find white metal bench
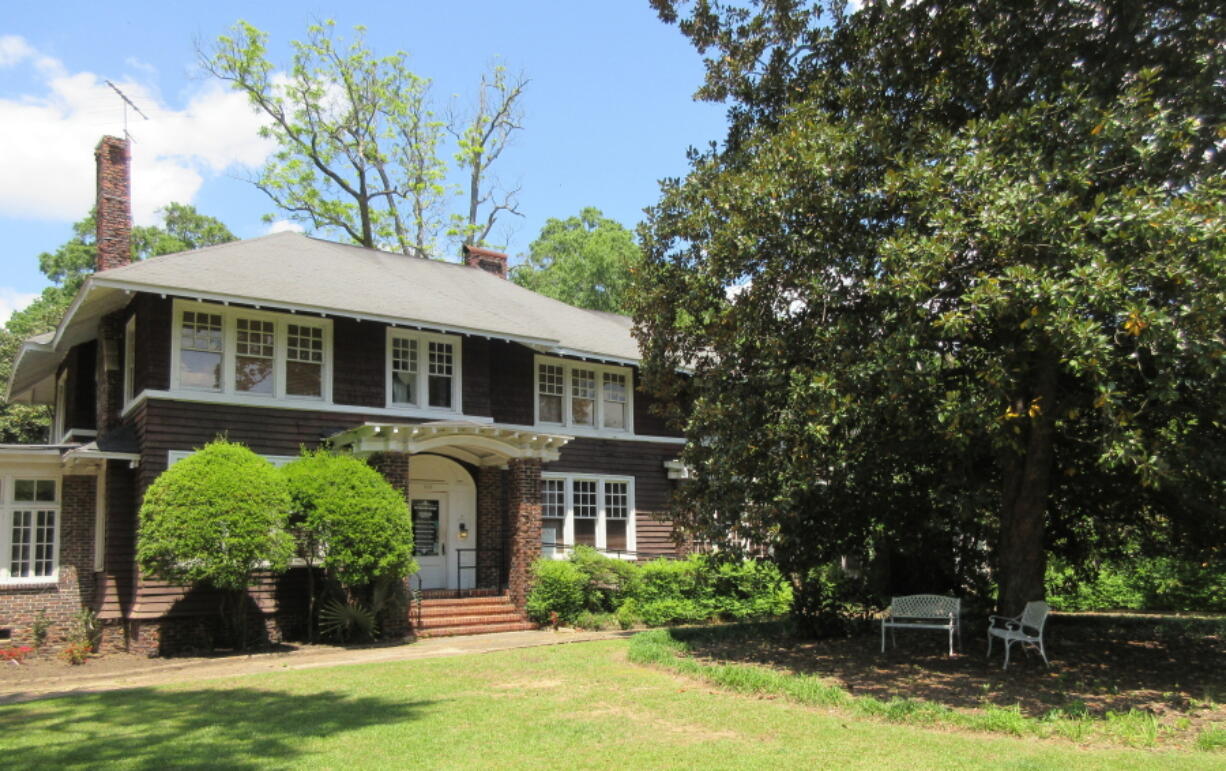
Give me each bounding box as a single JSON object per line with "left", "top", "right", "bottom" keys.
{"left": 880, "top": 594, "right": 962, "bottom": 656}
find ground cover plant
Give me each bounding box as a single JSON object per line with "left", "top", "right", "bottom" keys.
{"left": 525, "top": 547, "right": 791, "bottom": 628}
{"left": 1, "top": 640, "right": 1217, "bottom": 769}
{"left": 627, "top": 618, "right": 1225, "bottom": 752}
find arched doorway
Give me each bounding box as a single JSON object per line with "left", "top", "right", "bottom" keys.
{"left": 408, "top": 454, "right": 476, "bottom": 590}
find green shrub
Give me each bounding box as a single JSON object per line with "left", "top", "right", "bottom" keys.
{"left": 525, "top": 559, "right": 585, "bottom": 624}
{"left": 138, "top": 440, "right": 293, "bottom": 591}
{"left": 708, "top": 558, "right": 792, "bottom": 620}
{"left": 1047, "top": 556, "right": 1226, "bottom": 613}
{"left": 638, "top": 597, "right": 710, "bottom": 626}
{"left": 574, "top": 611, "right": 618, "bottom": 630}
{"left": 282, "top": 450, "right": 417, "bottom": 586}
{"left": 615, "top": 598, "right": 641, "bottom": 630}
{"left": 569, "top": 546, "right": 639, "bottom": 612}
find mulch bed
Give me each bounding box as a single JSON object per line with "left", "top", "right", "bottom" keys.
{"left": 683, "top": 614, "right": 1225, "bottom": 733}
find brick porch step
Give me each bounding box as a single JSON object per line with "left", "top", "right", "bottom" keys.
{"left": 411, "top": 592, "right": 536, "bottom": 638}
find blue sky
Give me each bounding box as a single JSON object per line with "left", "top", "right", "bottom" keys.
{"left": 0, "top": 1, "right": 727, "bottom": 321}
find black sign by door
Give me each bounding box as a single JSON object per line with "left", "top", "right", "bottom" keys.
{"left": 412, "top": 499, "right": 441, "bottom": 556}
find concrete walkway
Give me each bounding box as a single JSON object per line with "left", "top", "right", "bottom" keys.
{"left": 0, "top": 628, "right": 634, "bottom": 705}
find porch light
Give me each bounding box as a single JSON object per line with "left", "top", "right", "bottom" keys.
{"left": 458, "top": 522, "right": 470, "bottom": 539}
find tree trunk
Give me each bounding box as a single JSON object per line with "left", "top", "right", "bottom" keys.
{"left": 996, "top": 356, "right": 1058, "bottom": 617}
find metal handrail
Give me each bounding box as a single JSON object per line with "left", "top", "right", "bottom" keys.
{"left": 455, "top": 546, "right": 507, "bottom": 595}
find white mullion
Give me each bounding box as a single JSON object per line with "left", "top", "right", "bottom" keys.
{"left": 562, "top": 478, "right": 574, "bottom": 546}
{"left": 222, "top": 313, "right": 236, "bottom": 396}
{"left": 274, "top": 319, "right": 287, "bottom": 399}
{"left": 595, "top": 479, "right": 607, "bottom": 551}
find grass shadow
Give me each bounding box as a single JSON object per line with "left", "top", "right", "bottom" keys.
{"left": 0, "top": 686, "right": 433, "bottom": 769}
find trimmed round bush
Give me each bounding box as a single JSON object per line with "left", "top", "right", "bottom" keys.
{"left": 526, "top": 559, "right": 585, "bottom": 624}
{"left": 281, "top": 450, "right": 416, "bottom": 585}
{"left": 137, "top": 440, "right": 293, "bottom": 591}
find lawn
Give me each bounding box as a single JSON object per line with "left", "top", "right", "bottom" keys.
{"left": 0, "top": 639, "right": 1216, "bottom": 769}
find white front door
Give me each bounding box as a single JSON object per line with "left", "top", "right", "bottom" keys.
{"left": 411, "top": 493, "right": 448, "bottom": 589}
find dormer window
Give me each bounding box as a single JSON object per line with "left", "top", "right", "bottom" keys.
{"left": 386, "top": 330, "right": 461, "bottom": 412}
{"left": 535, "top": 356, "right": 633, "bottom": 433}
{"left": 171, "top": 300, "right": 332, "bottom": 401}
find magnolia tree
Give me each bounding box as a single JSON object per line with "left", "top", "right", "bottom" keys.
{"left": 282, "top": 450, "right": 415, "bottom": 639}
{"left": 637, "top": 0, "right": 1226, "bottom": 623}
{"left": 137, "top": 440, "right": 293, "bottom": 647}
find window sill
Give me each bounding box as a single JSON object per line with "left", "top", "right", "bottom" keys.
{"left": 0, "top": 578, "right": 59, "bottom": 589}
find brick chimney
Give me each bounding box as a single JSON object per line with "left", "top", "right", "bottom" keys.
{"left": 463, "top": 245, "right": 508, "bottom": 279}
{"left": 95, "top": 135, "right": 131, "bottom": 273}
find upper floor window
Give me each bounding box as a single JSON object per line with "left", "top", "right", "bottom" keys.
{"left": 386, "top": 330, "right": 461, "bottom": 412}
{"left": 1, "top": 476, "right": 59, "bottom": 583}
{"left": 171, "top": 301, "right": 332, "bottom": 402}
{"left": 535, "top": 357, "right": 633, "bottom": 433}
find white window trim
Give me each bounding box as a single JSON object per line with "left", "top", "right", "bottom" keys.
{"left": 540, "top": 473, "right": 636, "bottom": 560}
{"left": 0, "top": 471, "right": 61, "bottom": 585}
{"left": 168, "top": 299, "right": 334, "bottom": 405}
{"left": 534, "top": 355, "right": 634, "bottom": 436}
{"left": 53, "top": 369, "right": 68, "bottom": 445}
{"left": 385, "top": 328, "right": 464, "bottom": 415}
{"left": 167, "top": 450, "right": 298, "bottom": 468}
{"left": 122, "top": 314, "right": 136, "bottom": 408}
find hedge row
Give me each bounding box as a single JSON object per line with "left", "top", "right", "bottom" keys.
{"left": 525, "top": 547, "right": 792, "bottom": 628}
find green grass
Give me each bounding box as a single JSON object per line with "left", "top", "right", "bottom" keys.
{"left": 0, "top": 639, "right": 1215, "bottom": 769}
{"left": 627, "top": 628, "right": 1221, "bottom": 753}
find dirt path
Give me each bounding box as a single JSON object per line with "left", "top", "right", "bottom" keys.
{"left": 0, "top": 629, "right": 633, "bottom": 705}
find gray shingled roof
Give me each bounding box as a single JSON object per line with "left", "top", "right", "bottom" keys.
{"left": 91, "top": 232, "right": 640, "bottom": 362}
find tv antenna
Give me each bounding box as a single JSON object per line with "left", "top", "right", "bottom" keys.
{"left": 104, "top": 80, "right": 150, "bottom": 142}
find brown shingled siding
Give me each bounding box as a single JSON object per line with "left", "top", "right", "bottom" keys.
{"left": 332, "top": 316, "right": 385, "bottom": 407}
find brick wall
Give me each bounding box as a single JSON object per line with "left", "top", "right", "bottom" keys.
{"left": 0, "top": 474, "right": 96, "bottom": 650}
{"left": 506, "top": 458, "right": 542, "bottom": 608}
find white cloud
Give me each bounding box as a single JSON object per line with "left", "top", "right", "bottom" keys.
{"left": 0, "top": 35, "right": 35, "bottom": 67}
{"left": 0, "top": 36, "right": 273, "bottom": 225}
{"left": 266, "top": 219, "right": 305, "bottom": 234}
{"left": 0, "top": 287, "right": 40, "bottom": 326}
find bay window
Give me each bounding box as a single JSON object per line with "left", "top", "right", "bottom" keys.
{"left": 171, "top": 301, "right": 332, "bottom": 401}
{"left": 535, "top": 357, "right": 633, "bottom": 433}
{"left": 539, "top": 474, "right": 635, "bottom": 557}
{"left": 1, "top": 476, "right": 59, "bottom": 583}
{"left": 386, "top": 330, "right": 461, "bottom": 412}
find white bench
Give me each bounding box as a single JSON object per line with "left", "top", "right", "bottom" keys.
{"left": 880, "top": 594, "right": 962, "bottom": 656}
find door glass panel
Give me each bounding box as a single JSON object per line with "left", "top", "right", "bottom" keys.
{"left": 412, "top": 499, "right": 441, "bottom": 556}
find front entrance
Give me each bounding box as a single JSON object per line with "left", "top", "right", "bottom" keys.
{"left": 411, "top": 494, "right": 448, "bottom": 589}
{"left": 408, "top": 455, "right": 477, "bottom": 591}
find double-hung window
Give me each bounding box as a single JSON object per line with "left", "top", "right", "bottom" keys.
{"left": 1, "top": 476, "right": 59, "bottom": 583}
{"left": 539, "top": 474, "right": 634, "bottom": 557}
{"left": 172, "top": 301, "right": 331, "bottom": 401}
{"left": 535, "top": 357, "right": 633, "bottom": 433}
{"left": 387, "top": 330, "right": 461, "bottom": 412}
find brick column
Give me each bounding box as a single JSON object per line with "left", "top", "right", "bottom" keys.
{"left": 506, "top": 458, "right": 542, "bottom": 609}
{"left": 365, "top": 452, "right": 412, "bottom": 638}
{"left": 475, "top": 465, "right": 503, "bottom": 589}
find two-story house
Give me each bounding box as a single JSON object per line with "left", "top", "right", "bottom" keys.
{"left": 0, "top": 136, "right": 687, "bottom": 653}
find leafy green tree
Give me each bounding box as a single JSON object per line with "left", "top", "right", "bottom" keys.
{"left": 281, "top": 450, "right": 415, "bottom": 638}
{"left": 2, "top": 205, "right": 235, "bottom": 443}
{"left": 137, "top": 440, "right": 294, "bottom": 647}
{"left": 512, "top": 207, "right": 641, "bottom": 313}
{"left": 205, "top": 20, "right": 525, "bottom": 255}
{"left": 637, "top": 1, "right": 1226, "bottom": 619}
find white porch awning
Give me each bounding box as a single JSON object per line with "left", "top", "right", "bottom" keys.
{"left": 327, "top": 421, "right": 572, "bottom": 467}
